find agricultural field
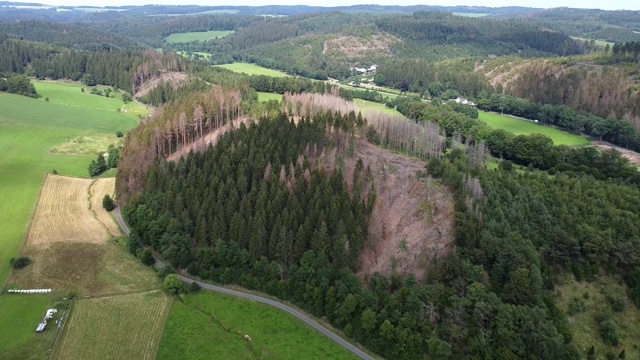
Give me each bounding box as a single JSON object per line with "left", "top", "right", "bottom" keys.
{"left": 556, "top": 277, "right": 640, "bottom": 359}
{"left": 7, "top": 175, "right": 160, "bottom": 297}
{"left": 216, "top": 62, "right": 289, "bottom": 77}
{"left": 53, "top": 291, "right": 171, "bottom": 360}
{"left": 164, "top": 30, "right": 234, "bottom": 43}
{"left": 158, "top": 292, "right": 359, "bottom": 360}
{"left": 0, "top": 84, "right": 142, "bottom": 285}
{"left": 478, "top": 111, "right": 590, "bottom": 146}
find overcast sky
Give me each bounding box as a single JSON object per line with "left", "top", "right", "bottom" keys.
{"left": 8, "top": 0, "right": 640, "bottom": 11}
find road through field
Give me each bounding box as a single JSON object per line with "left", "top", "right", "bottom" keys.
{"left": 114, "top": 206, "right": 374, "bottom": 360}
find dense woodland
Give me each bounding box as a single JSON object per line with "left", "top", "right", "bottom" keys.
{"left": 3, "top": 5, "right": 640, "bottom": 359}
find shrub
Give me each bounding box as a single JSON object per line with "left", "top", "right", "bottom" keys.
{"left": 598, "top": 316, "right": 620, "bottom": 346}
{"left": 138, "top": 248, "right": 155, "bottom": 266}
{"left": 163, "top": 274, "right": 183, "bottom": 295}
{"left": 568, "top": 297, "right": 587, "bottom": 315}
{"left": 608, "top": 295, "right": 626, "bottom": 312}
{"left": 102, "top": 195, "right": 115, "bottom": 212}
{"left": 116, "top": 131, "right": 124, "bottom": 138}
{"left": 9, "top": 256, "right": 31, "bottom": 269}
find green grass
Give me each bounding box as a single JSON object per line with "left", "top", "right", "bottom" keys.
{"left": 354, "top": 99, "right": 403, "bottom": 116}
{"left": 257, "top": 92, "right": 283, "bottom": 102}
{"left": 0, "top": 294, "right": 68, "bottom": 360}
{"left": 556, "top": 276, "right": 640, "bottom": 359}
{"left": 165, "top": 31, "right": 234, "bottom": 43}
{"left": 216, "top": 62, "right": 289, "bottom": 77}
{"left": 158, "top": 292, "right": 359, "bottom": 360}
{"left": 479, "top": 111, "right": 590, "bottom": 146}
{"left": 0, "top": 83, "right": 141, "bottom": 285}
{"left": 177, "top": 51, "right": 213, "bottom": 60}
{"left": 571, "top": 36, "right": 615, "bottom": 47}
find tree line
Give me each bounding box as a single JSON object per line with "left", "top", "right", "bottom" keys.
{"left": 0, "top": 72, "right": 37, "bottom": 97}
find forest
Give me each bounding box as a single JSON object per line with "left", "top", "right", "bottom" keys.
{"left": 2, "top": 4, "right": 640, "bottom": 359}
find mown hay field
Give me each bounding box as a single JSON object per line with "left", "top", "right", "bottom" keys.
{"left": 158, "top": 292, "right": 359, "bottom": 360}
{"left": 53, "top": 291, "right": 171, "bottom": 360}
{"left": 8, "top": 175, "right": 159, "bottom": 296}
{"left": 27, "top": 175, "right": 110, "bottom": 246}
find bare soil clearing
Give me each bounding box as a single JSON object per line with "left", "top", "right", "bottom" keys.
{"left": 134, "top": 72, "right": 189, "bottom": 99}
{"left": 53, "top": 290, "right": 171, "bottom": 360}
{"left": 323, "top": 33, "right": 399, "bottom": 58}
{"left": 350, "top": 144, "right": 454, "bottom": 281}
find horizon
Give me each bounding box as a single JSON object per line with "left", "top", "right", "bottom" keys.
{"left": 2, "top": 0, "right": 639, "bottom": 11}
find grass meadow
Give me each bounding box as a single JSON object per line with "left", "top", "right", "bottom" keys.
{"left": 53, "top": 291, "right": 171, "bottom": 360}
{"left": 556, "top": 277, "right": 640, "bottom": 359}
{"left": 157, "top": 292, "right": 359, "bottom": 360}
{"left": 0, "top": 83, "right": 143, "bottom": 285}
{"left": 478, "top": 111, "right": 590, "bottom": 146}
{"left": 354, "top": 99, "right": 403, "bottom": 116}
{"left": 216, "top": 62, "right": 290, "bottom": 77}
{"left": 257, "top": 92, "right": 283, "bottom": 102}
{"left": 165, "top": 30, "right": 234, "bottom": 43}
{"left": 0, "top": 294, "right": 63, "bottom": 360}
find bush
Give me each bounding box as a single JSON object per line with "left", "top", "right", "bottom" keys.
{"left": 598, "top": 316, "right": 620, "bottom": 346}
{"left": 116, "top": 131, "right": 124, "bottom": 138}
{"left": 608, "top": 295, "right": 626, "bottom": 312}
{"left": 568, "top": 297, "right": 587, "bottom": 315}
{"left": 164, "top": 274, "right": 183, "bottom": 295}
{"left": 138, "top": 248, "right": 155, "bottom": 266}
{"left": 9, "top": 256, "right": 31, "bottom": 269}
{"left": 102, "top": 195, "right": 115, "bottom": 212}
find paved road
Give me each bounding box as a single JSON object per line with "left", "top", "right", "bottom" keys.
{"left": 114, "top": 206, "right": 374, "bottom": 360}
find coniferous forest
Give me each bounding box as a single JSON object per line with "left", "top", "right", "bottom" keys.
{"left": 2, "top": 3, "right": 640, "bottom": 359}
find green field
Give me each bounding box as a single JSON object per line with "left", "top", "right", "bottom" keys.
{"left": 0, "top": 294, "right": 59, "bottom": 360}
{"left": 177, "top": 51, "right": 213, "bottom": 60}
{"left": 165, "top": 31, "right": 234, "bottom": 43}
{"left": 158, "top": 292, "right": 359, "bottom": 360}
{"left": 53, "top": 291, "right": 171, "bottom": 360}
{"left": 571, "top": 36, "right": 615, "bottom": 47}
{"left": 479, "top": 111, "right": 590, "bottom": 146}
{"left": 216, "top": 62, "right": 289, "bottom": 77}
{"left": 354, "top": 99, "right": 403, "bottom": 116}
{"left": 0, "top": 82, "right": 144, "bottom": 285}
{"left": 257, "top": 92, "right": 283, "bottom": 102}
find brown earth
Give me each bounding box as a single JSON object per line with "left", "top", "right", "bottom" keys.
{"left": 134, "top": 71, "right": 189, "bottom": 99}
{"left": 352, "top": 145, "right": 453, "bottom": 281}
{"left": 167, "top": 116, "right": 251, "bottom": 162}
{"left": 323, "top": 33, "right": 399, "bottom": 58}
{"left": 592, "top": 141, "right": 640, "bottom": 166}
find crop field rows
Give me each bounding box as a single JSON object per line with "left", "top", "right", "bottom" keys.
{"left": 53, "top": 291, "right": 171, "bottom": 360}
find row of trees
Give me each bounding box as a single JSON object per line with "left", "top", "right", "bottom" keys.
{"left": 0, "top": 36, "right": 188, "bottom": 94}
{"left": 88, "top": 146, "right": 120, "bottom": 177}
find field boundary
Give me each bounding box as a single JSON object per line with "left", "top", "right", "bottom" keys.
{"left": 48, "top": 298, "right": 74, "bottom": 360}
{"left": 2, "top": 172, "right": 48, "bottom": 291}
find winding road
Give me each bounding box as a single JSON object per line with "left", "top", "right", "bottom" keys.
{"left": 114, "top": 206, "right": 374, "bottom": 360}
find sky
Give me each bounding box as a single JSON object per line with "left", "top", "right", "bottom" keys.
{"left": 6, "top": 0, "right": 640, "bottom": 11}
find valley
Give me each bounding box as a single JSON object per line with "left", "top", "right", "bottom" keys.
{"left": 1, "top": 3, "right": 640, "bottom": 360}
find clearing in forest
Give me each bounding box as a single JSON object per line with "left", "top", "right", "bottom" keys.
{"left": 53, "top": 291, "right": 171, "bottom": 360}
{"left": 216, "top": 62, "right": 289, "bottom": 77}
{"left": 479, "top": 110, "right": 590, "bottom": 146}
{"left": 164, "top": 30, "right": 234, "bottom": 43}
